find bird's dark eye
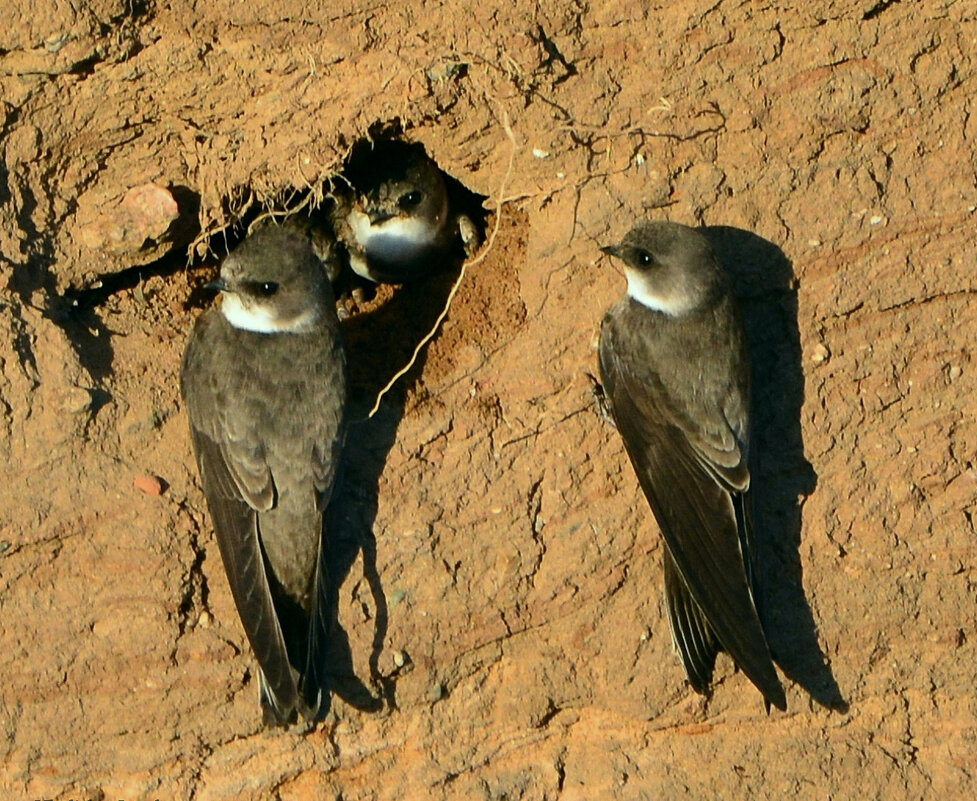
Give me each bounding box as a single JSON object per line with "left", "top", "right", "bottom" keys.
{"left": 634, "top": 250, "right": 654, "bottom": 267}
{"left": 399, "top": 190, "right": 423, "bottom": 210}
{"left": 245, "top": 281, "right": 280, "bottom": 297}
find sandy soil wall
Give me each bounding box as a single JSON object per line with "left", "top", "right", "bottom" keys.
{"left": 1, "top": 1, "right": 976, "bottom": 799}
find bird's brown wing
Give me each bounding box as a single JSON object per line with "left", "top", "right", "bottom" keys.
{"left": 189, "top": 428, "right": 300, "bottom": 723}
{"left": 599, "top": 337, "right": 785, "bottom": 710}
{"left": 181, "top": 317, "right": 299, "bottom": 724}
{"left": 215, "top": 405, "right": 276, "bottom": 512}
{"left": 299, "top": 407, "right": 347, "bottom": 717}
{"left": 662, "top": 543, "right": 719, "bottom": 693}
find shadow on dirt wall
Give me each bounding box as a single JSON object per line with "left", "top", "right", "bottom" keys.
{"left": 323, "top": 263, "right": 465, "bottom": 713}
{"left": 703, "top": 225, "right": 846, "bottom": 712}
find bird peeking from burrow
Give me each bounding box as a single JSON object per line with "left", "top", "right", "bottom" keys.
{"left": 329, "top": 139, "right": 481, "bottom": 297}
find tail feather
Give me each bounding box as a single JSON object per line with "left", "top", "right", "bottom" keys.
{"left": 664, "top": 547, "right": 719, "bottom": 694}
{"left": 259, "top": 668, "right": 299, "bottom": 728}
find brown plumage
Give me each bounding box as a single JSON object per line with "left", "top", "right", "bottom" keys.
{"left": 598, "top": 221, "right": 786, "bottom": 711}
{"left": 181, "top": 227, "right": 346, "bottom": 726}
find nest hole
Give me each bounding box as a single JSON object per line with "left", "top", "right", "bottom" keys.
{"left": 60, "top": 130, "right": 489, "bottom": 403}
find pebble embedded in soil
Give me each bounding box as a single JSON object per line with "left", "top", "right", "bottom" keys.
{"left": 133, "top": 474, "right": 165, "bottom": 496}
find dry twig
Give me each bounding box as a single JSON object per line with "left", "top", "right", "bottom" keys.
{"left": 367, "top": 108, "right": 519, "bottom": 419}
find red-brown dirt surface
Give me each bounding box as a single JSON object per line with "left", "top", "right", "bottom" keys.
{"left": 2, "top": 1, "right": 976, "bottom": 799}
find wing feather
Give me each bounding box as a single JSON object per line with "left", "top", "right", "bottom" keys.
{"left": 599, "top": 328, "right": 785, "bottom": 710}
{"left": 218, "top": 409, "right": 276, "bottom": 511}
{"left": 190, "top": 427, "right": 299, "bottom": 720}
{"left": 664, "top": 545, "right": 718, "bottom": 693}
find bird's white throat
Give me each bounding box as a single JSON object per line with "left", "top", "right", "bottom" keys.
{"left": 626, "top": 271, "right": 693, "bottom": 317}
{"left": 220, "top": 293, "right": 317, "bottom": 334}
{"left": 348, "top": 207, "right": 443, "bottom": 260}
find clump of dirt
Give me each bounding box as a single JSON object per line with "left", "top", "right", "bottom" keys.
{"left": 3, "top": 1, "right": 977, "bottom": 800}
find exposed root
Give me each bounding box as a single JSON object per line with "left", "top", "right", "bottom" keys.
{"left": 366, "top": 107, "right": 519, "bottom": 419}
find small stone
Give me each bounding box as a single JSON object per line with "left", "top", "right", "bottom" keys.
{"left": 427, "top": 681, "right": 445, "bottom": 702}
{"left": 133, "top": 474, "right": 165, "bottom": 496}
{"left": 810, "top": 343, "right": 830, "bottom": 365}
{"left": 196, "top": 611, "right": 212, "bottom": 628}
{"left": 390, "top": 588, "right": 408, "bottom": 605}
{"left": 79, "top": 183, "right": 180, "bottom": 255}
{"left": 44, "top": 33, "right": 70, "bottom": 53}
{"left": 532, "top": 148, "right": 550, "bottom": 159}
{"left": 392, "top": 650, "right": 408, "bottom": 668}
{"left": 60, "top": 385, "right": 93, "bottom": 414}
{"left": 93, "top": 615, "right": 121, "bottom": 639}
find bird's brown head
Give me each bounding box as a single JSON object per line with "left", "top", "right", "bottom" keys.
{"left": 215, "top": 227, "right": 334, "bottom": 334}
{"left": 601, "top": 221, "right": 727, "bottom": 316}
{"left": 357, "top": 149, "right": 448, "bottom": 229}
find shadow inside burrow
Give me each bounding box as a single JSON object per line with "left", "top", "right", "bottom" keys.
{"left": 701, "top": 225, "right": 847, "bottom": 713}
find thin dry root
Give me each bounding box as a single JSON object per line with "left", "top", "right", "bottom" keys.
{"left": 367, "top": 107, "right": 518, "bottom": 419}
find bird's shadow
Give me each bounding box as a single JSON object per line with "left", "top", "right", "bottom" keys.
{"left": 321, "top": 266, "right": 462, "bottom": 714}
{"left": 702, "top": 225, "right": 847, "bottom": 712}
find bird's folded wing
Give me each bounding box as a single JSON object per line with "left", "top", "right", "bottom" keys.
{"left": 301, "top": 511, "right": 332, "bottom": 717}
{"left": 300, "top": 396, "right": 348, "bottom": 713}
{"left": 663, "top": 544, "right": 719, "bottom": 693}
{"left": 600, "top": 352, "right": 784, "bottom": 708}
{"left": 191, "top": 427, "right": 299, "bottom": 719}
{"left": 311, "top": 429, "right": 344, "bottom": 511}
{"left": 216, "top": 407, "right": 276, "bottom": 511}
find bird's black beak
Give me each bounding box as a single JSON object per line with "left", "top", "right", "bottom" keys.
{"left": 204, "top": 278, "right": 230, "bottom": 293}
{"left": 368, "top": 209, "right": 395, "bottom": 225}
{"left": 600, "top": 244, "right": 621, "bottom": 258}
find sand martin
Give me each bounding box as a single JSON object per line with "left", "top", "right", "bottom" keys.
{"left": 597, "top": 220, "right": 786, "bottom": 711}
{"left": 332, "top": 140, "right": 479, "bottom": 285}
{"left": 181, "top": 227, "right": 347, "bottom": 726}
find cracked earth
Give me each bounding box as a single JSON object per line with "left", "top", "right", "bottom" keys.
{"left": 2, "top": 1, "right": 977, "bottom": 799}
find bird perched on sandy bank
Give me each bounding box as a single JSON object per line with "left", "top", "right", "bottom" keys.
{"left": 331, "top": 140, "right": 479, "bottom": 286}
{"left": 181, "top": 226, "right": 347, "bottom": 726}
{"left": 597, "top": 220, "right": 786, "bottom": 711}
